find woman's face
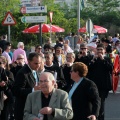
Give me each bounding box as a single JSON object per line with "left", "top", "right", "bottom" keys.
{"left": 0, "top": 58, "right": 5, "bottom": 68}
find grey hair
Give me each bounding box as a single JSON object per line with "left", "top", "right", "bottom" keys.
{"left": 40, "top": 72, "right": 55, "bottom": 81}
{"left": 44, "top": 52, "right": 53, "bottom": 58}
{"left": 17, "top": 42, "right": 24, "bottom": 48}
{"left": 67, "top": 52, "right": 75, "bottom": 58}
{"left": 17, "top": 54, "right": 24, "bottom": 59}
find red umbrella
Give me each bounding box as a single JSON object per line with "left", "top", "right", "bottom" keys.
{"left": 22, "top": 24, "right": 65, "bottom": 33}
{"left": 79, "top": 25, "right": 107, "bottom": 33}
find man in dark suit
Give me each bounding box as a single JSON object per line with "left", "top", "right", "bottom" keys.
{"left": 88, "top": 43, "right": 113, "bottom": 120}
{"left": 13, "top": 52, "right": 42, "bottom": 120}
{"left": 69, "top": 62, "right": 100, "bottom": 120}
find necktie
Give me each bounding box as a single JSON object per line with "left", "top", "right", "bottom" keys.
{"left": 33, "top": 71, "right": 38, "bottom": 86}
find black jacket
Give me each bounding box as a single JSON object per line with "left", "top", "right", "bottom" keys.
{"left": 69, "top": 78, "right": 100, "bottom": 120}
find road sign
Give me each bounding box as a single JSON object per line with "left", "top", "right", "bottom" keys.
{"left": 2, "top": 12, "right": 16, "bottom": 25}
{"left": 21, "top": 16, "right": 47, "bottom": 23}
{"left": 86, "top": 19, "right": 93, "bottom": 33}
{"left": 20, "top": 0, "right": 31, "bottom": 5}
{"left": 20, "top": 0, "right": 41, "bottom": 6}
{"left": 20, "top": 6, "right": 47, "bottom": 14}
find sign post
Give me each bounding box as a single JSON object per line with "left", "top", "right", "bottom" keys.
{"left": 2, "top": 12, "right": 16, "bottom": 42}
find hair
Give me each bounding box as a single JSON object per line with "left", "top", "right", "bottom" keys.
{"left": 17, "top": 42, "right": 24, "bottom": 48}
{"left": 97, "top": 43, "right": 105, "bottom": 48}
{"left": 72, "top": 62, "right": 88, "bottom": 77}
{"left": 80, "top": 43, "right": 87, "bottom": 48}
{"left": 66, "top": 52, "right": 75, "bottom": 58}
{"left": 0, "top": 47, "right": 2, "bottom": 55}
{"left": 0, "top": 56, "right": 10, "bottom": 70}
{"left": 17, "top": 54, "right": 24, "bottom": 59}
{"left": 44, "top": 52, "right": 53, "bottom": 58}
{"left": 43, "top": 44, "right": 52, "bottom": 50}
{"left": 35, "top": 45, "right": 42, "bottom": 50}
{"left": 40, "top": 72, "right": 55, "bottom": 81}
{"left": 58, "top": 37, "right": 63, "bottom": 42}
{"left": 28, "top": 52, "right": 41, "bottom": 61}
{"left": 4, "top": 44, "right": 10, "bottom": 51}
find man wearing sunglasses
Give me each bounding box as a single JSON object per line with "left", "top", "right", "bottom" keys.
{"left": 87, "top": 43, "right": 113, "bottom": 120}
{"left": 75, "top": 43, "right": 93, "bottom": 67}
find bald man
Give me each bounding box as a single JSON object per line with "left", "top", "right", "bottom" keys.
{"left": 23, "top": 72, "right": 73, "bottom": 120}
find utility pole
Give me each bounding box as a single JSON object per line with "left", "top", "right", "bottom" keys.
{"left": 77, "top": 0, "right": 81, "bottom": 35}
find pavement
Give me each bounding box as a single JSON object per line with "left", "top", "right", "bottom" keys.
{"left": 105, "top": 81, "right": 120, "bottom": 120}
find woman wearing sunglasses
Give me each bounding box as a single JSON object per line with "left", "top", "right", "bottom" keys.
{"left": 0, "top": 56, "right": 14, "bottom": 120}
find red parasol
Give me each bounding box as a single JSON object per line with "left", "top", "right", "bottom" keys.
{"left": 22, "top": 24, "right": 65, "bottom": 33}
{"left": 79, "top": 25, "right": 107, "bottom": 33}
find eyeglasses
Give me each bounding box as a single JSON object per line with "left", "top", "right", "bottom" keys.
{"left": 39, "top": 80, "right": 50, "bottom": 84}
{"left": 0, "top": 62, "right": 4, "bottom": 65}
{"left": 81, "top": 48, "right": 87, "bottom": 50}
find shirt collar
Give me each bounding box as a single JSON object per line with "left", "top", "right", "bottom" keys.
{"left": 45, "top": 62, "right": 53, "bottom": 67}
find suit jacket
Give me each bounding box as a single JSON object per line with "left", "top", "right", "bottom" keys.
{"left": 70, "top": 78, "right": 100, "bottom": 120}
{"left": 87, "top": 56, "right": 113, "bottom": 97}
{"left": 23, "top": 88, "right": 73, "bottom": 120}
{"left": 13, "top": 64, "right": 38, "bottom": 120}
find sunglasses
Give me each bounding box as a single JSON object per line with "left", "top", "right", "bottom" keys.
{"left": 97, "top": 49, "right": 104, "bottom": 51}
{"left": 0, "top": 62, "right": 4, "bottom": 65}
{"left": 80, "top": 48, "right": 87, "bottom": 50}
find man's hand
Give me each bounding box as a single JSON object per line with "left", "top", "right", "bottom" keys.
{"left": 98, "top": 54, "right": 104, "bottom": 60}
{"left": 0, "top": 81, "right": 6, "bottom": 87}
{"left": 34, "top": 85, "right": 41, "bottom": 91}
{"left": 40, "top": 107, "right": 53, "bottom": 115}
{"left": 87, "top": 115, "right": 96, "bottom": 120}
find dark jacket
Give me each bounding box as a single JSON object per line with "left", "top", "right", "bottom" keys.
{"left": 88, "top": 56, "right": 113, "bottom": 97}
{"left": 13, "top": 64, "right": 37, "bottom": 120}
{"left": 69, "top": 78, "right": 100, "bottom": 120}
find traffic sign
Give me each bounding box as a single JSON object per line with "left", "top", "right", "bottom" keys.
{"left": 20, "top": 0, "right": 41, "bottom": 6}
{"left": 20, "top": 0, "right": 31, "bottom": 5}
{"left": 86, "top": 19, "right": 93, "bottom": 33}
{"left": 20, "top": 6, "right": 47, "bottom": 14}
{"left": 21, "top": 16, "right": 47, "bottom": 23}
{"left": 2, "top": 12, "right": 16, "bottom": 25}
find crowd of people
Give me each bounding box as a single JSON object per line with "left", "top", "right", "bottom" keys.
{"left": 0, "top": 33, "right": 120, "bottom": 120}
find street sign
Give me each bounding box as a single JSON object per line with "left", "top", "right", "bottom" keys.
{"left": 20, "top": 6, "right": 47, "bottom": 14}
{"left": 20, "top": 0, "right": 41, "bottom": 6}
{"left": 86, "top": 19, "right": 93, "bottom": 33}
{"left": 21, "top": 16, "right": 47, "bottom": 23}
{"left": 2, "top": 12, "right": 16, "bottom": 25}
{"left": 20, "top": 0, "right": 31, "bottom": 5}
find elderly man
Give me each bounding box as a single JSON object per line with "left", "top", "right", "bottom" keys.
{"left": 12, "top": 42, "right": 27, "bottom": 63}
{"left": 23, "top": 72, "right": 73, "bottom": 120}
{"left": 13, "top": 52, "right": 42, "bottom": 120}
{"left": 69, "top": 62, "right": 100, "bottom": 120}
